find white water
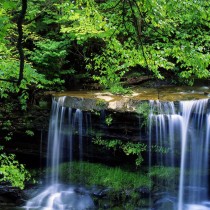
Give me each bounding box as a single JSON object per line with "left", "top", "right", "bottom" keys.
{"left": 25, "top": 97, "right": 94, "bottom": 210}
{"left": 149, "top": 99, "right": 210, "bottom": 210}
{"left": 25, "top": 184, "right": 94, "bottom": 210}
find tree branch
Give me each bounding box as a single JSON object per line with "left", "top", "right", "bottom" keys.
{"left": 0, "top": 78, "right": 18, "bottom": 83}
{"left": 127, "top": 0, "right": 150, "bottom": 73}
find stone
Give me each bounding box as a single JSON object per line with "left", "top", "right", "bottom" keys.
{"left": 0, "top": 185, "right": 26, "bottom": 207}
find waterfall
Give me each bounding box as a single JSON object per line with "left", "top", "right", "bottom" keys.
{"left": 149, "top": 99, "right": 210, "bottom": 210}
{"left": 25, "top": 97, "right": 94, "bottom": 210}
{"left": 24, "top": 95, "right": 210, "bottom": 210}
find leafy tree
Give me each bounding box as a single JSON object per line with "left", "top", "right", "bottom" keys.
{"left": 56, "top": 0, "right": 209, "bottom": 91}
{"left": 140, "top": 0, "right": 210, "bottom": 84}
{"left": 2, "top": 0, "right": 206, "bottom": 93}
{"left": 0, "top": 150, "right": 31, "bottom": 189}
{"left": 0, "top": 0, "right": 58, "bottom": 108}
{"left": 29, "top": 39, "right": 67, "bottom": 87}
{"left": 0, "top": 0, "right": 45, "bottom": 188}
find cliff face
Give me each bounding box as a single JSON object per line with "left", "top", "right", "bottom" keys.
{"left": 50, "top": 88, "right": 210, "bottom": 166}
{"left": 53, "top": 86, "right": 210, "bottom": 111}
{"left": 0, "top": 91, "right": 143, "bottom": 167}
{"left": 0, "top": 93, "right": 51, "bottom": 168}
{"left": 1, "top": 86, "right": 210, "bottom": 168}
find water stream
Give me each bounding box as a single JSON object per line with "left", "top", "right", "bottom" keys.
{"left": 25, "top": 97, "right": 94, "bottom": 210}
{"left": 149, "top": 99, "right": 210, "bottom": 210}
{"left": 23, "top": 97, "right": 210, "bottom": 210}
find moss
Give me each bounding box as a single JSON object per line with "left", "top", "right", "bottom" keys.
{"left": 58, "top": 161, "right": 152, "bottom": 191}
{"left": 148, "top": 166, "right": 179, "bottom": 192}
{"left": 95, "top": 99, "right": 107, "bottom": 109}
{"left": 136, "top": 101, "right": 150, "bottom": 127}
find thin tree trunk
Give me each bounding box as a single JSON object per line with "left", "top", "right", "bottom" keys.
{"left": 17, "top": 0, "right": 27, "bottom": 86}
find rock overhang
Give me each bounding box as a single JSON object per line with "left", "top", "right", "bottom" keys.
{"left": 52, "top": 86, "right": 210, "bottom": 112}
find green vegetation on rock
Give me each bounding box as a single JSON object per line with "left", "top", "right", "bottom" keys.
{"left": 93, "top": 137, "right": 169, "bottom": 167}
{"left": 58, "top": 161, "right": 152, "bottom": 191}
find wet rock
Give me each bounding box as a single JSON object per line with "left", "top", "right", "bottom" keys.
{"left": 91, "top": 187, "right": 111, "bottom": 198}
{"left": 74, "top": 186, "right": 90, "bottom": 195}
{"left": 102, "top": 203, "right": 111, "bottom": 209}
{"left": 152, "top": 192, "right": 177, "bottom": 210}
{"left": 53, "top": 87, "right": 210, "bottom": 112}
{"left": 0, "top": 185, "right": 26, "bottom": 206}
{"left": 135, "top": 186, "right": 151, "bottom": 198}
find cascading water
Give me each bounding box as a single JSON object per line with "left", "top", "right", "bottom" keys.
{"left": 24, "top": 94, "right": 210, "bottom": 210}
{"left": 178, "top": 100, "right": 210, "bottom": 210}
{"left": 149, "top": 99, "right": 210, "bottom": 210}
{"left": 25, "top": 97, "right": 94, "bottom": 210}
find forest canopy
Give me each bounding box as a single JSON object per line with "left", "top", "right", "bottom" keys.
{"left": 0, "top": 0, "right": 209, "bottom": 98}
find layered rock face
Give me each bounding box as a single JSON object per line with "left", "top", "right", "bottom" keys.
{"left": 53, "top": 86, "right": 210, "bottom": 112}
{"left": 0, "top": 86, "right": 210, "bottom": 209}
{"left": 1, "top": 87, "right": 210, "bottom": 167}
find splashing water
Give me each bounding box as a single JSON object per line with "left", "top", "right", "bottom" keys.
{"left": 25, "top": 97, "right": 94, "bottom": 210}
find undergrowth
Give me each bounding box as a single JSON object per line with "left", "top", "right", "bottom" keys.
{"left": 58, "top": 161, "right": 152, "bottom": 191}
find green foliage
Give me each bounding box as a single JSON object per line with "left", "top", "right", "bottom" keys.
{"left": 87, "top": 38, "right": 147, "bottom": 92}
{"left": 89, "top": 39, "right": 128, "bottom": 88}
{"left": 0, "top": 1, "right": 15, "bottom": 43}
{"left": 0, "top": 0, "right": 209, "bottom": 98}
{"left": 2, "top": 120, "right": 13, "bottom": 141}
{"left": 0, "top": 152, "right": 31, "bottom": 189}
{"left": 93, "top": 137, "right": 147, "bottom": 167}
{"left": 25, "top": 130, "right": 34, "bottom": 136}
{"left": 90, "top": 109, "right": 100, "bottom": 116}
{"left": 30, "top": 40, "right": 67, "bottom": 67}
{"left": 93, "top": 136, "right": 169, "bottom": 167}
{"left": 0, "top": 0, "right": 66, "bottom": 107}
{"left": 86, "top": 0, "right": 209, "bottom": 85}
{"left": 56, "top": 161, "right": 151, "bottom": 208}
{"left": 145, "top": 0, "right": 210, "bottom": 83}
{"left": 2, "top": 120, "right": 12, "bottom": 129}
{"left": 4, "top": 135, "right": 12, "bottom": 141}
{"left": 58, "top": 0, "right": 109, "bottom": 43}
{"left": 105, "top": 114, "right": 113, "bottom": 126}
{"left": 136, "top": 102, "right": 150, "bottom": 127}
{"left": 95, "top": 99, "right": 107, "bottom": 109}
{"left": 0, "top": 59, "right": 49, "bottom": 109}
{"left": 109, "top": 85, "right": 131, "bottom": 95}
{"left": 148, "top": 166, "right": 179, "bottom": 191}
{"left": 149, "top": 166, "right": 179, "bottom": 179}
{"left": 58, "top": 161, "right": 152, "bottom": 191}
{"left": 121, "top": 142, "right": 147, "bottom": 166}
{"left": 93, "top": 137, "right": 122, "bottom": 152}
{"left": 29, "top": 39, "right": 68, "bottom": 85}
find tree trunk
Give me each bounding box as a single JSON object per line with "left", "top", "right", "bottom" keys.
{"left": 17, "top": 0, "right": 27, "bottom": 86}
